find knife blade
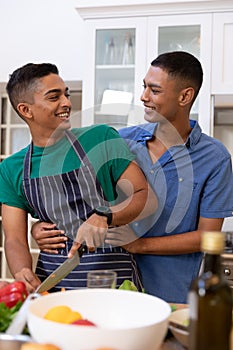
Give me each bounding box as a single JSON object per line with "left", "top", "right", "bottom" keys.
{"left": 36, "top": 244, "right": 87, "bottom": 293}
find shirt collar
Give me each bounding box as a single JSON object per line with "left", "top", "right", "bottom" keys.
{"left": 136, "top": 123, "right": 156, "bottom": 145}
{"left": 185, "top": 120, "right": 202, "bottom": 149}
{"left": 135, "top": 120, "right": 202, "bottom": 149}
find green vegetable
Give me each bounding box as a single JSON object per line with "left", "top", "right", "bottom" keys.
{"left": 0, "top": 300, "right": 23, "bottom": 332}
{"left": 170, "top": 304, "right": 177, "bottom": 312}
{"left": 118, "top": 279, "right": 145, "bottom": 292}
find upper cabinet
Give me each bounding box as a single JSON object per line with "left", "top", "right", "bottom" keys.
{"left": 76, "top": 0, "right": 233, "bottom": 135}
{"left": 212, "top": 12, "right": 233, "bottom": 94}
{"left": 80, "top": 17, "right": 147, "bottom": 128}
{"left": 147, "top": 14, "right": 212, "bottom": 134}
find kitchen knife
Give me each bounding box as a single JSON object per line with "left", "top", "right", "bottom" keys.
{"left": 5, "top": 244, "right": 87, "bottom": 336}
{"left": 36, "top": 244, "right": 87, "bottom": 293}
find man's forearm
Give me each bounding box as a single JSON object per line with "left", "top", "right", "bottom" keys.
{"left": 123, "top": 217, "right": 224, "bottom": 255}
{"left": 123, "top": 231, "right": 201, "bottom": 255}
{"left": 5, "top": 239, "right": 32, "bottom": 277}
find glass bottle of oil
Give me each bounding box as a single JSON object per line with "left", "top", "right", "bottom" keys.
{"left": 188, "top": 231, "right": 232, "bottom": 350}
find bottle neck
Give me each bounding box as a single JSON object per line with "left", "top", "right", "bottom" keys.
{"left": 203, "top": 253, "right": 222, "bottom": 275}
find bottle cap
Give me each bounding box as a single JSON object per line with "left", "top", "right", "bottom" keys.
{"left": 201, "top": 231, "right": 226, "bottom": 254}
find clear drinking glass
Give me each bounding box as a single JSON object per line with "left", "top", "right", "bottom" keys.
{"left": 87, "top": 270, "right": 117, "bottom": 289}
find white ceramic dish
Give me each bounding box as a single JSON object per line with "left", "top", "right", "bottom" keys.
{"left": 169, "top": 307, "right": 233, "bottom": 349}
{"left": 27, "top": 288, "right": 171, "bottom": 350}
{"left": 168, "top": 308, "right": 189, "bottom": 348}
{"left": 0, "top": 334, "right": 32, "bottom": 350}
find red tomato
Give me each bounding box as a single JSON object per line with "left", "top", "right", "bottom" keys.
{"left": 71, "top": 319, "right": 96, "bottom": 327}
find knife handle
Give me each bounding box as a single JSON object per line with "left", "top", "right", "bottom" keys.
{"left": 78, "top": 244, "right": 88, "bottom": 256}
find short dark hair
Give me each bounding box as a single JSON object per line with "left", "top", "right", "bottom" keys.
{"left": 151, "top": 51, "right": 203, "bottom": 101}
{"left": 6, "top": 63, "right": 59, "bottom": 113}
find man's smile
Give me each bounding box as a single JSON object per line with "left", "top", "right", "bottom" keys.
{"left": 55, "top": 111, "right": 70, "bottom": 120}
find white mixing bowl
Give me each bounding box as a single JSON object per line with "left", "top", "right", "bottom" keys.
{"left": 27, "top": 288, "right": 171, "bottom": 350}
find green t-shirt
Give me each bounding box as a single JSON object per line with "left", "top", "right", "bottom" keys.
{"left": 0, "top": 124, "right": 135, "bottom": 217}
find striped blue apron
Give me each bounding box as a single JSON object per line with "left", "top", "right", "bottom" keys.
{"left": 23, "top": 130, "right": 142, "bottom": 291}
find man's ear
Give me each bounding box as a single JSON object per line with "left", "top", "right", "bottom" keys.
{"left": 179, "top": 87, "right": 195, "bottom": 106}
{"left": 17, "top": 103, "right": 33, "bottom": 119}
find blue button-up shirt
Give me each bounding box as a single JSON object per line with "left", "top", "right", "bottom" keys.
{"left": 119, "top": 120, "right": 233, "bottom": 303}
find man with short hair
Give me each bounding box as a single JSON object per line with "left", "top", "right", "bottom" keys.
{"left": 116, "top": 51, "right": 233, "bottom": 302}
{"left": 0, "top": 62, "right": 155, "bottom": 293}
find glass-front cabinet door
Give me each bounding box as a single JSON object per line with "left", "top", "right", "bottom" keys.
{"left": 95, "top": 28, "right": 135, "bottom": 128}
{"left": 158, "top": 24, "right": 201, "bottom": 120}
{"left": 82, "top": 14, "right": 212, "bottom": 133}
{"left": 81, "top": 17, "right": 147, "bottom": 128}
{"left": 147, "top": 14, "right": 212, "bottom": 135}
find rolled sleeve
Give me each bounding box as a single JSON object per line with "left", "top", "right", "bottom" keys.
{"left": 200, "top": 156, "right": 233, "bottom": 218}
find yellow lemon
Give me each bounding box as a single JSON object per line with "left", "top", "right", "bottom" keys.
{"left": 64, "top": 310, "right": 83, "bottom": 324}
{"left": 44, "top": 305, "right": 72, "bottom": 323}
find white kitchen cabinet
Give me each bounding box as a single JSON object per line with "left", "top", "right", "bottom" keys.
{"left": 79, "top": 12, "right": 212, "bottom": 133}
{"left": 81, "top": 17, "right": 147, "bottom": 128}
{"left": 147, "top": 14, "right": 212, "bottom": 134}
{"left": 212, "top": 12, "right": 233, "bottom": 94}
{"left": 76, "top": 1, "right": 233, "bottom": 136}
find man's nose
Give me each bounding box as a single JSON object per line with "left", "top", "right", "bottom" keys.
{"left": 61, "top": 95, "right": 72, "bottom": 108}
{"left": 140, "top": 87, "right": 150, "bottom": 102}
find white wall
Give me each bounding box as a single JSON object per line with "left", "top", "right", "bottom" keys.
{"left": 0, "top": 0, "right": 85, "bottom": 82}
